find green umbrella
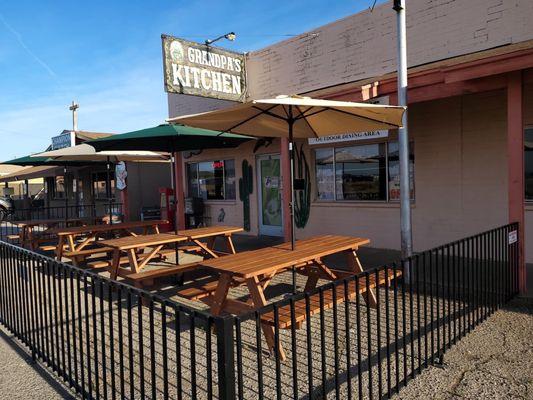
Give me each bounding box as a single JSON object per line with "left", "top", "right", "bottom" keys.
{"left": 89, "top": 124, "right": 252, "bottom": 152}
{"left": 89, "top": 124, "right": 252, "bottom": 263}
{"left": 2, "top": 155, "right": 103, "bottom": 167}
{"left": 1, "top": 155, "right": 55, "bottom": 166}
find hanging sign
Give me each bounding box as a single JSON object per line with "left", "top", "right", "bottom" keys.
{"left": 308, "top": 96, "right": 391, "bottom": 145}
{"left": 161, "top": 34, "right": 246, "bottom": 102}
{"left": 508, "top": 230, "right": 517, "bottom": 244}
{"left": 51, "top": 131, "right": 75, "bottom": 150}
{"left": 115, "top": 161, "right": 127, "bottom": 190}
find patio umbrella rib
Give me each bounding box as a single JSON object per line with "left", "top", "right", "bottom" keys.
{"left": 330, "top": 107, "right": 400, "bottom": 128}
{"left": 215, "top": 104, "right": 280, "bottom": 136}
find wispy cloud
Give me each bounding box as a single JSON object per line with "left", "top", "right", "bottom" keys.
{"left": 0, "top": 13, "right": 57, "bottom": 79}
{"left": 0, "top": 62, "right": 167, "bottom": 160}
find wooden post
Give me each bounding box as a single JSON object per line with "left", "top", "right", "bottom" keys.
{"left": 280, "top": 138, "right": 291, "bottom": 242}
{"left": 120, "top": 187, "right": 130, "bottom": 222}
{"left": 507, "top": 71, "right": 526, "bottom": 294}
{"left": 173, "top": 152, "right": 186, "bottom": 230}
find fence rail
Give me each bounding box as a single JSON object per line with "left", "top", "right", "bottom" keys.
{"left": 0, "top": 222, "right": 520, "bottom": 399}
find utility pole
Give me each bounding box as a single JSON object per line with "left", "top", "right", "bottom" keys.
{"left": 393, "top": 0, "right": 413, "bottom": 261}
{"left": 69, "top": 101, "right": 79, "bottom": 132}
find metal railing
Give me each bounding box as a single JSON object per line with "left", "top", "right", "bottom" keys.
{"left": 0, "top": 223, "right": 520, "bottom": 399}
{"left": 0, "top": 203, "right": 123, "bottom": 242}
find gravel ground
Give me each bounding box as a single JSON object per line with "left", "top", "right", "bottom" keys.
{"left": 0, "top": 326, "right": 73, "bottom": 399}
{"left": 391, "top": 297, "right": 533, "bottom": 400}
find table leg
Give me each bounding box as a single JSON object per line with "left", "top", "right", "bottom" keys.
{"left": 225, "top": 235, "right": 236, "bottom": 254}
{"left": 127, "top": 249, "right": 140, "bottom": 273}
{"left": 110, "top": 250, "right": 121, "bottom": 280}
{"left": 210, "top": 273, "right": 233, "bottom": 316}
{"left": 346, "top": 250, "right": 377, "bottom": 308}
{"left": 193, "top": 239, "right": 218, "bottom": 258}
{"left": 246, "top": 276, "right": 286, "bottom": 361}
{"left": 136, "top": 245, "right": 164, "bottom": 271}
{"left": 56, "top": 235, "right": 65, "bottom": 260}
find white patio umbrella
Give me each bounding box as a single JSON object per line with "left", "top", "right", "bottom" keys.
{"left": 33, "top": 144, "right": 170, "bottom": 224}
{"left": 33, "top": 143, "right": 169, "bottom": 162}
{"left": 169, "top": 94, "right": 406, "bottom": 250}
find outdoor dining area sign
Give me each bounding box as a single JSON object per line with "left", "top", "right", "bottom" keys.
{"left": 161, "top": 34, "right": 246, "bottom": 102}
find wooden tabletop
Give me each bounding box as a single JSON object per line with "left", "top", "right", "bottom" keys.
{"left": 176, "top": 226, "right": 243, "bottom": 239}
{"left": 198, "top": 235, "right": 370, "bottom": 279}
{"left": 97, "top": 233, "right": 187, "bottom": 251}
{"left": 13, "top": 218, "right": 82, "bottom": 227}
{"left": 48, "top": 220, "right": 168, "bottom": 236}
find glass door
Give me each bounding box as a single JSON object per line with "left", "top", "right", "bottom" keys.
{"left": 257, "top": 154, "right": 283, "bottom": 236}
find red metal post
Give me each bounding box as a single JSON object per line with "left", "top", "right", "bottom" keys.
{"left": 280, "top": 138, "right": 292, "bottom": 242}
{"left": 173, "top": 152, "right": 186, "bottom": 230}
{"left": 507, "top": 71, "right": 526, "bottom": 293}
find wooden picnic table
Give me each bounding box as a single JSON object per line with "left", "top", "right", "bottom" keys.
{"left": 49, "top": 220, "right": 167, "bottom": 262}
{"left": 176, "top": 225, "right": 243, "bottom": 258}
{"left": 195, "top": 235, "right": 378, "bottom": 360}
{"left": 13, "top": 218, "right": 84, "bottom": 250}
{"left": 97, "top": 233, "right": 188, "bottom": 279}
{"left": 105, "top": 226, "right": 245, "bottom": 287}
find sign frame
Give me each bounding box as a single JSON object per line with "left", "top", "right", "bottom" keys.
{"left": 161, "top": 34, "right": 247, "bottom": 102}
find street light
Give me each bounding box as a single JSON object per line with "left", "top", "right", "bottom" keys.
{"left": 205, "top": 32, "right": 236, "bottom": 46}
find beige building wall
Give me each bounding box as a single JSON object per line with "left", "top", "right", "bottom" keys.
{"left": 168, "top": 0, "right": 533, "bottom": 118}
{"left": 182, "top": 90, "right": 520, "bottom": 259}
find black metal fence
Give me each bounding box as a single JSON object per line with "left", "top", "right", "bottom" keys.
{"left": 0, "top": 223, "right": 520, "bottom": 399}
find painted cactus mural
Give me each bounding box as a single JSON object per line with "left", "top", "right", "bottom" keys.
{"left": 294, "top": 144, "right": 311, "bottom": 228}
{"left": 239, "top": 159, "right": 253, "bottom": 231}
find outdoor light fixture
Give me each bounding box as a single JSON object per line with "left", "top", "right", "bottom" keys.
{"left": 205, "top": 32, "right": 236, "bottom": 46}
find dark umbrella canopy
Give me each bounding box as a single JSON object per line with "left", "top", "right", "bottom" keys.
{"left": 1, "top": 155, "right": 103, "bottom": 167}
{"left": 88, "top": 124, "right": 252, "bottom": 152}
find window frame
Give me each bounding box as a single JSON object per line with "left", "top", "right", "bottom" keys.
{"left": 186, "top": 159, "right": 236, "bottom": 201}
{"left": 313, "top": 140, "right": 415, "bottom": 204}
{"left": 91, "top": 171, "right": 115, "bottom": 201}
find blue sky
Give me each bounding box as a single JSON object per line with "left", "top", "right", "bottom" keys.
{"left": 0, "top": 0, "right": 383, "bottom": 160}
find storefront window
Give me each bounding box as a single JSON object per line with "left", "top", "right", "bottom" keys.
{"left": 335, "top": 144, "right": 387, "bottom": 201}
{"left": 315, "top": 148, "right": 335, "bottom": 200}
{"left": 525, "top": 128, "right": 533, "bottom": 201}
{"left": 54, "top": 175, "right": 65, "bottom": 199}
{"left": 314, "top": 141, "right": 414, "bottom": 202}
{"left": 187, "top": 160, "right": 236, "bottom": 200}
{"left": 92, "top": 172, "right": 115, "bottom": 200}
{"left": 388, "top": 141, "right": 415, "bottom": 201}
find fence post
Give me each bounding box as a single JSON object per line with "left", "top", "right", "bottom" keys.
{"left": 215, "top": 315, "right": 236, "bottom": 400}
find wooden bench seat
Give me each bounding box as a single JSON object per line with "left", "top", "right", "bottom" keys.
{"left": 64, "top": 246, "right": 115, "bottom": 258}
{"left": 85, "top": 248, "right": 175, "bottom": 270}
{"left": 261, "top": 269, "right": 402, "bottom": 329}
{"left": 125, "top": 262, "right": 200, "bottom": 287}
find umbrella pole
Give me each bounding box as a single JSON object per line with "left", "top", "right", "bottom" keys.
{"left": 106, "top": 157, "right": 113, "bottom": 225}
{"left": 288, "top": 106, "right": 297, "bottom": 294}
{"left": 64, "top": 166, "right": 68, "bottom": 224}
{"left": 171, "top": 153, "right": 180, "bottom": 270}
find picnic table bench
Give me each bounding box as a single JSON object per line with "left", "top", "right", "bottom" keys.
{"left": 49, "top": 220, "right": 167, "bottom": 264}
{"left": 97, "top": 233, "right": 189, "bottom": 280}
{"left": 118, "top": 226, "right": 244, "bottom": 287}
{"left": 176, "top": 226, "right": 243, "bottom": 258}
{"left": 192, "top": 235, "right": 396, "bottom": 360}
{"left": 12, "top": 218, "right": 84, "bottom": 250}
